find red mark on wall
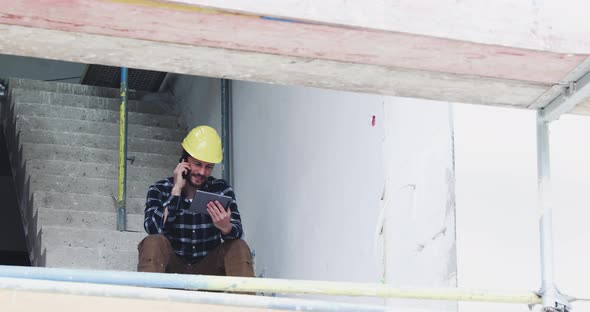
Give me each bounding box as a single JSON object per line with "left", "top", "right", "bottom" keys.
{"left": 371, "top": 115, "right": 376, "bottom": 127}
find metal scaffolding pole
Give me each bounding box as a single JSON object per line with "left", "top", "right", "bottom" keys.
{"left": 117, "top": 67, "right": 129, "bottom": 231}
{"left": 0, "top": 277, "right": 387, "bottom": 312}
{"left": 221, "top": 78, "right": 233, "bottom": 184}
{"left": 0, "top": 265, "right": 541, "bottom": 305}
{"left": 536, "top": 111, "right": 571, "bottom": 312}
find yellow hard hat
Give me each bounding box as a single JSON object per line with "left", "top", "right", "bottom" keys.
{"left": 181, "top": 126, "right": 223, "bottom": 164}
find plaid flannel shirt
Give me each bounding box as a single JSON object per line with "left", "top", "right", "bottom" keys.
{"left": 143, "top": 176, "right": 243, "bottom": 264}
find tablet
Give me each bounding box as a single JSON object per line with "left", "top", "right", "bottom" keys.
{"left": 188, "top": 190, "right": 233, "bottom": 214}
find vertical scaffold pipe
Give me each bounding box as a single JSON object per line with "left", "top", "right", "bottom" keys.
{"left": 117, "top": 67, "right": 129, "bottom": 231}
{"left": 536, "top": 111, "right": 570, "bottom": 311}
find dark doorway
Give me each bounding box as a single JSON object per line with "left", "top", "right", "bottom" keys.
{"left": 0, "top": 129, "right": 30, "bottom": 266}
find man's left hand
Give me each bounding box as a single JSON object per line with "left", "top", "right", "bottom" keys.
{"left": 207, "top": 200, "right": 232, "bottom": 235}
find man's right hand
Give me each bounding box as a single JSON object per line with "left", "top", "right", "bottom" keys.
{"left": 172, "top": 161, "right": 190, "bottom": 196}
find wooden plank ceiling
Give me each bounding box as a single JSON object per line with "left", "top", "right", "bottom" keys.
{"left": 0, "top": 0, "right": 589, "bottom": 114}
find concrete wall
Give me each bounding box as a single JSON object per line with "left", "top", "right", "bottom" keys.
{"left": 0, "top": 54, "right": 80, "bottom": 257}
{"left": 232, "top": 81, "right": 457, "bottom": 310}
{"left": 161, "top": 74, "right": 223, "bottom": 178}
{"left": 379, "top": 98, "right": 457, "bottom": 311}
{"left": 0, "top": 54, "right": 84, "bottom": 83}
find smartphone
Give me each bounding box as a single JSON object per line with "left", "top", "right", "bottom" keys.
{"left": 179, "top": 155, "right": 191, "bottom": 180}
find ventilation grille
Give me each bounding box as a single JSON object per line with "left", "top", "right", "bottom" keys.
{"left": 81, "top": 65, "right": 166, "bottom": 92}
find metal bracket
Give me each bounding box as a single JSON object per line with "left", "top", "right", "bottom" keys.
{"left": 534, "top": 288, "right": 572, "bottom": 312}
{"left": 565, "top": 81, "right": 576, "bottom": 97}
{"left": 541, "top": 71, "right": 590, "bottom": 123}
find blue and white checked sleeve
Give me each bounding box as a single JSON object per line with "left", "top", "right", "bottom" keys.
{"left": 144, "top": 180, "right": 179, "bottom": 234}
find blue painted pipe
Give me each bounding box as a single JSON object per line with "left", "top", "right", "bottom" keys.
{"left": 0, "top": 265, "right": 200, "bottom": 289}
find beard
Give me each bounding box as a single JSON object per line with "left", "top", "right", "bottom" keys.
{"left": 187, "top": 173, "right": 206, "bottom": 188}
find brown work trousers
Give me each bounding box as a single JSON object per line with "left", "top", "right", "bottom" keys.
{"left": 137, "top": 234, "right": 254, "bottom": 277}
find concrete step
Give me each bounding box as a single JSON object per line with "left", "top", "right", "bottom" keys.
{"left": 40, "top": 226, "right": 145, "bottom": 251}
{"left": 22, "top": 143, "right": 178, "bottom": 169}
{"left": 15, "top": 115, "right": 185, "bottom": 141}
{"left": 8, "top": 77, "right": 145, "bottom": 99}
{"left": 26, "top": 159, "right": 170, "bottom": 183}
{"left": 11, "top": 88, "right": 174, "bottom": 115}
{"left": 13, "top": 102, "right": 181, "bottom": 129}
{"left": 19, "top": 129, "right": 179, "bottom": 156}
{"left": 34, "top": 191, "right": 146, "bottom": 215}
{"left": 29, "top": 174, "right": 152, "bottom": 199}
{"left": 37, "top": 208, "right": 144, "bottom": 232}
{"left": 41, "top": 245, "right": 137, "bottom": 271}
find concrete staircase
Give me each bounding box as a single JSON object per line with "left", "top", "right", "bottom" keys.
{"left": 0, "top": 78, "right": 183, "bottom": 271}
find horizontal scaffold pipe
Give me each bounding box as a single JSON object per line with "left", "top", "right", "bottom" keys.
{"left": 0, "top": 265, "right": 542, "bottom": 305}
{"left": 0, "top": 277, "right": 387, "bottom": 312}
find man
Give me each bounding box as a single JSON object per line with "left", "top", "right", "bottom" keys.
{"left": 138, "top": 125, "right": 254, "bottom": 278}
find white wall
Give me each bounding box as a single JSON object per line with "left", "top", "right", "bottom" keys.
{"left": 233, "top": 81, "right": 457, "bottom": 310}
{"left": 550, "top": 115, "right": 590, "bottom": 310}
{"left": 454, "top": 104, "right": 590, "bottom": 312}
{"left": 233, "top": 82, "right": 384, "bottom": 283}
{"left": 454, "top": 105, "right": 539, "bottom": 312}
{"left": 380, "top": 98, "right": 457, "bottom": 311}
{"left": 0, "top": 54, "right": 84, "bottom": 83}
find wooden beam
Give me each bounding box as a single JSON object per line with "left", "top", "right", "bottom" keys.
{"left": 0, "top": 0, "right": 585, "bottom": 85}
{"left": 0, "top": 24, "right": 550, "bottom": 108}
